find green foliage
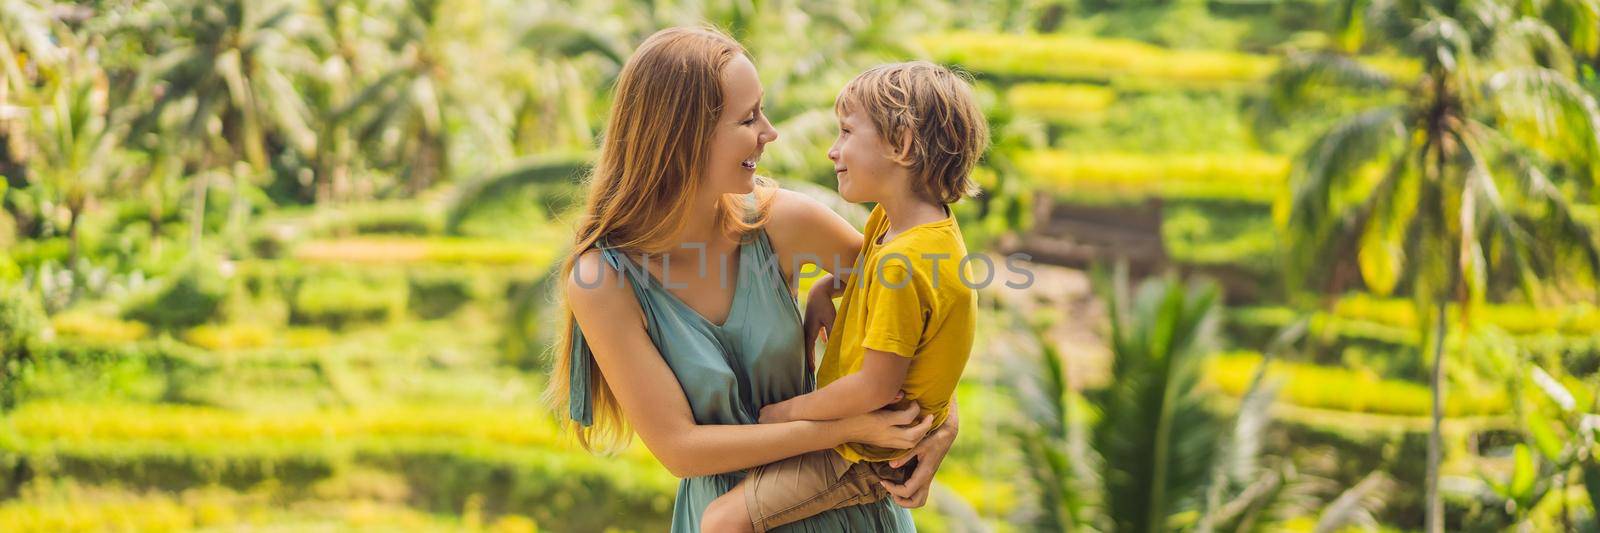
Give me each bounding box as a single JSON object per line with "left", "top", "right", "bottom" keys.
{"left": 291, "top": 237, "right": 558, "bottom": 266}
{"left": 290, "top": 274, "right": 404, "bottom": 330}
{"left": 0, "top": 285, "right": 45, "bottom": 359}
{"left": 406, "top": 269, "right": 477, "bottom": 320}
{"left": 1052, "top": 91, "right": 1264, "bottom": 154}
{"left": 1006, "top": 83, "right": 1117, "bottom": 123}
{"left": 7, "top": 339, "right": 208, "bottom": 408}
{"left": 1086, "top": 3, "right": 1251, "bottom": 51}
{"left": 317, "top": 202, "right": 444, "bottom": 237}
{"left": 1161, "top": 201, "right": 1279, "bottom": 272}
{"left": 49, "top": 312, "right": 149, "bottom": 344}
{"left": 121, "top": 260, "right": 229, "bottom": 332}
{"left": 5, "top": 239, "right": 71, "bottom": 271}
{"left": 1208, "top": 352, "right": 1510, "bottom": 417}
{"left": 1094, "top": 271, "right": 1223, "bottom": 532}
{"left": 499, "top": 267, "right": 560, "bottom": 370}
{"left": 444, "top": 153, "right": 589, "bottom": 236}
{"left": 0, "top": 403, "right": 677, "bottom": 531}
{"left": 1022, "top": 150, "right": 1288, "bottom": 204}
{"left": 921, "top": 32, "right": 1277, "bottom": 87}
{"left": 0, "top": 284, "right": 48, "bottom": 409}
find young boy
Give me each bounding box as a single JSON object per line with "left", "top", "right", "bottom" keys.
{"left": 700, "top": 61, "right": 989, "bottom": 532}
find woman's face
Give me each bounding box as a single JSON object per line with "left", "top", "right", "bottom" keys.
{"left": 704, "top": 54, "right": 778, "bottom": 196}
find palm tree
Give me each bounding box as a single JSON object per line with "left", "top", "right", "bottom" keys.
{"left": 1265, "top": 1, "right": 1600, "bottom": 529}
{"left": 124, "top": 0, "right": 318, "bottom": 246}
{"left": 340, "top": 0, "right": 464, "bottom": 197}
{"left": 1001, "top": 270, "right": 1387, "bottom": 531}
{"left": 1094, "top": 270, "right": 1222, "bottom": 532}
{"left": 0, "top": 0, "right": 58, "bottom": 239}
{"left": 0, "top": 2, "right": 126, "bottom": 298}
{"left": 295, "top": 0, "right": 375, "bottom": 204}
{"left": 19, "top": 47, "right": 124, "bottom": 281}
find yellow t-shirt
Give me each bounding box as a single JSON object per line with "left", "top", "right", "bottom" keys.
{"left": 818, "top": 204, "right": 977, "bottom": 463}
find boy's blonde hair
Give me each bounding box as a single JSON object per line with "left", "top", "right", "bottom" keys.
{"left": 835, "top": 61, "right": 989, "bottom": 204}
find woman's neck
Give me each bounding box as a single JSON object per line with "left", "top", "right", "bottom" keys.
{"left": 663, "top": 192, "right": 727, "bottom": 253}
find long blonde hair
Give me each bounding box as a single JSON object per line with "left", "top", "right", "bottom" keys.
{"left": 544, "top": 26, "right": 774, "bottom": 453}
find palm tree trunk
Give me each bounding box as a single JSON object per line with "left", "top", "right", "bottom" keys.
{"left": 190, "top": 171, "right": 209, "bottom": 251}
{"left": 1426, "top": 294, "right": 1446, "bottom": 533}
{"left": 66, "top": 206, "right": 81, "bottom": 301}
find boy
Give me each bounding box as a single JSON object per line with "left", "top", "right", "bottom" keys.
{"left": 700, "top": 61, "right": 989, "bottom": 532}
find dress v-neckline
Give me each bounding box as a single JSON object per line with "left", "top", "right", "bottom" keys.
{"left": 631, "top": 240, "right": 748, "bottom": 330}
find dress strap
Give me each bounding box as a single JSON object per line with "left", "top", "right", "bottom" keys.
{"left": 567, "top": 239, "right": 661, "bottom": 426}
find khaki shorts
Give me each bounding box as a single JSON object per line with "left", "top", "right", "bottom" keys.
{"left": 743, "top": 450, "right": 917, "bottom": 532}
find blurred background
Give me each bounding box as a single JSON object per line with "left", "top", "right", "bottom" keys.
{"left": 2, "top": 0, "right": 1599, "bottom": 531}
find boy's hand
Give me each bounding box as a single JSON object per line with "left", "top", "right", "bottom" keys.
{"left": 803, "top": 280, "right": 839, "bottom": 368}
{"left": 758, "top": 400, "right": 793, "bottom": 424}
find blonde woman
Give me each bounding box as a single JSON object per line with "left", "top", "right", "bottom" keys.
{"left": 546, "top": 27, "right": 958, "bottom": 531}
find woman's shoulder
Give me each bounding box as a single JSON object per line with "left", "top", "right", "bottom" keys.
{"left": 565, "top": 248, "right": 633, "bottom": 306}
{"left": 759, "top": 187, "right": 833, "bottom": 245}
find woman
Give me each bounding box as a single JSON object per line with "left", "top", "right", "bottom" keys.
{"left": 545, "top": 27, "right": 959, "bottom": 531}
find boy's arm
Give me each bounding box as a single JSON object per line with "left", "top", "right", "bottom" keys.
{"left": 760, "top": 349, "right": 910, "bottom": 423}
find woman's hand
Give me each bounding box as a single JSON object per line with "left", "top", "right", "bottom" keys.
{"left": 846, "top": 402, "right": 932, "bottom": 450}
{"left": 878, "top": 404, "right": 960, "bottom": 508}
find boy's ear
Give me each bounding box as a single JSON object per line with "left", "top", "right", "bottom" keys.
{"left": 889, "top": 128, "right": 917, "bottom": 167}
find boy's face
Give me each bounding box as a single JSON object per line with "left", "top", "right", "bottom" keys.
{"left": 828, "top": 107, "right": 908, "bottom": 204}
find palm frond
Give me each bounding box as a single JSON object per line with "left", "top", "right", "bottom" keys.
{"left": 1486, "top": 66, "right": 1600, "bottom": 193}
{"left": 1283, "top": 106, "right": 1410, "bottom": 291}
{"left": 1497, "top": 143, "right": 1600, "bottom": 298}
{"left": 1195, "top": 317, "right": 1307, "bottom": 533}
{"left": 1314, "top": 472, "right": 1394, "bottom": 533}
{"left": 1259, "top": 53, "right": 1398, "bottom": 131}
{"left": 1491, "top": 17, "right": 1578, "bottom": 75}
{"left": 1407, "top": 16, "right": 1473, "bottom": 73}
{"left": 1333, "top": 0, "right": 1374, "bottom": 51}
{"left": 1287, "top": 106, "right": 1408, "bottom": 233}
{"left": 930, "top": 482, "right": 992, "bottom": 533}
{"left": 1455, "top": 126, "right": 1547, "bottom": 304}
{"left": 521, "top": 21, "right": 629, "bottom": 67}
{"left": 1541, "top": 0, "right": 1600, "bottom": 59}
{"left": 1095, "top": 269, "right": 1222, "bottom": 533}
{"left": 997, "top": 303, "right": 1099, "bottom": 530}
{"left": 444, "top": 152, "right": 591, "bottom": 234}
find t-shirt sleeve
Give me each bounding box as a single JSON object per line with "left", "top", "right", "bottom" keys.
{"left": 860, "top": 263, "right": 928, "bottom": 358}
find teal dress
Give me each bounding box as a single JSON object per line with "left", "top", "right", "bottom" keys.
{"left": 568, "top": 227, "right": 916, "bottom": 532}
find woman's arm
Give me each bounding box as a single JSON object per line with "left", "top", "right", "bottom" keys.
{"left": 566, "top": 252, "right": 930, "bottom": 479}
